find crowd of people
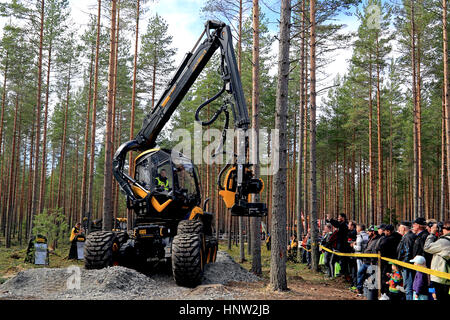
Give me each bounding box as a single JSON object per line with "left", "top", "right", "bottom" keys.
{"left": 294, "top": 213, "right": 450, "bottom": 301}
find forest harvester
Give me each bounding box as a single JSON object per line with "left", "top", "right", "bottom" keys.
{"left": 83, "top": 21, "right": 267, "bottom": 287}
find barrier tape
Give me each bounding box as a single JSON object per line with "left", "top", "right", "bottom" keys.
{"left": 296, "top": 245, "right": 450, "bottom": 281}
{"left": 380, "top": 256, "right": 450, "bottom": 281}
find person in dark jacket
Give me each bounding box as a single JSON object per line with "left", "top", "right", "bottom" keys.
{"left": 326, "top": 213, "right": 351, "bottom": 253}
{"left": 356, "top": 225, "right": 380, "bottom": 294}
{"left": 320, "top": 223, "right": 334, "bottom": 278}
{"left": 347, "top": 220, "right": 358, "bottom": 288}
{"left": 326, "top": 213, "right": 351, "bottom": 279}
{"left": 396, "top": 221, "right": 417, "bottom": 300}
{"left": 348, "top": 221, "right": 357, "bottom": 242}
{"left": 412, "top": 217, "right": 432, "bottom": 267}
{"left": 69, "top": 222, "right": 82, "bottom": 260}
{"left": 378, "top": 224, "right": 402, "bottom": 294}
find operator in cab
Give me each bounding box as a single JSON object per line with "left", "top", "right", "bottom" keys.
{"left": 155, "top": 169, "right": 169, "bottom": 191}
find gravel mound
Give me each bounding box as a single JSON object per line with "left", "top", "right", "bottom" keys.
{"left": 0, "top": 251, "right": 259, "bottom": 300}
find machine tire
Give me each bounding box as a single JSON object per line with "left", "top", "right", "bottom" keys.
{"left": 177, "top": 219, "right": 203, "bottom": 235}
{"left": 115, "top": 230, "right": 129, "bottom": 246}
{"left": 172, "top": 233, "right": 204, "bottom": 287}
{"left": 84, "top": 231, "right": 119, "bottom": 269}
{"left": 205, "top": 236, "right": 218, "bottom": 264}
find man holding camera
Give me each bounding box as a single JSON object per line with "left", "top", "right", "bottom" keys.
{"left": 424, "top": 220, "right": 450, "bottom": 301}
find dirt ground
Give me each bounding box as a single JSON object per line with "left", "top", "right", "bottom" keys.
{"left": 225, "top": 277, "right": 364, "bottom": 300}
{"left": 0, "top": 240, "right": 365, "bottom": 300}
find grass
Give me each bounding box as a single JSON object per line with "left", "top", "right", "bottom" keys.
{"left": 0, "top": 237, "right": 83, "bottom": 284}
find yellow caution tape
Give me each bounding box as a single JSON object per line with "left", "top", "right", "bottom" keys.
{"left": 297, "top": 245, "right": 450, "bottom": 281}
{"left": 380, "top": 257, "right": 450, "bottom": 281}
{"left": 318, "top": 245, "right": 379, "bottom": 258}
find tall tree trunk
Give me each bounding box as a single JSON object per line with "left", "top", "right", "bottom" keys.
{"left": 39, "top": 36, "right": 53, "bottom": 215}
{"left": 5, "top": 95, "right": 19, "bottom": 248}
{"left": 376, "top": 32, "right": 384, "bottom": 224}
{"left": 25, "top": 121, "right": 35, "bottom": 239}
{"left": 87, "top": 0, "right": 102, "bottom": 232}
{"left": 80, "top": 42, "right": 95, "bottom": 223}
{"left": 0, "top": 50, "right": 8, "bottom": 166}
{"left": 128, "top": 0, "right": 140, "bottom": 231}
{"left": 57, "top": 66, "right": 71, "bottom": 209}
{"left": 270, "top": 0, "right": 291, "bottom": 291}
{"left": 416, "top": 30, "right": 423, "bottom": 217}
{"left": 250, "top": 0, "right": 261, "bottom": 275}
{"left": 442, "top": 0, "right": 450, "bottom": 221}
{"left": 103, "top": 0, "right": 118, "bottom": 231}
{"left": 411, "top": 0, "right": 419, "bottom": 220}
{"left": 309, "top": 0, "right": 319, "bottom": 272}
{"left": 368, "top": 57, "right": 375, "bottom": 225}
{"left": 296, "top": 0, "right": 306, "bottom": 262}
{"left": 0, "top": 51, "right": 8, "bottom": 233}
{"left": 29, "top": 0, "right": 45, "bottom": 238}
{"left": 111, "top": 0, "right": 121, "bottom": 221}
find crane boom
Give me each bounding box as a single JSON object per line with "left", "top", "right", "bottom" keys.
{"left": 113, "top": 20, "right": 266, "bottom": 217}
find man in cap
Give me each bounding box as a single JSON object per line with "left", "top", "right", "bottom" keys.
{"left": 355, "top": 225, "right": 381, "bottom": 295}
{"left": 378, "top": 224, "right": 402, "bottom": 294}
{"left": 396, "top": 221, "right": 417, "bottom": 300}
{"left": 412, "top": 217, "right": 432, "bottom": 267}
{"left": 374, "top": 224, "right": 386, "bottom": 253}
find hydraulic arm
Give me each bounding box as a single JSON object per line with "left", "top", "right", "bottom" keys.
{"left": 113, "top": 20, "right": 267, "bottom": 217}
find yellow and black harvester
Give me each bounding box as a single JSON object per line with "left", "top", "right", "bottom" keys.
{"left": 83, "top": 21, "right": 267, "bottom": 287}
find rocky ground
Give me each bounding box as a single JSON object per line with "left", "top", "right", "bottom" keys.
{"left": 0, "top": 251, "right": 260, "bottom": 300}
{"left": 0, "top": 250, "right": 363, "bottom": 300}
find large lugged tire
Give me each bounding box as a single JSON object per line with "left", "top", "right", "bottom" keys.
{"left": 115, "top": 230, "right": 129, "bottom": 246}
{"left": 205, "top": 236, "right": 218, "bottom": 264}
{"left": 84, "top": 231, "right": 119, "bottom": 269}
{"left": 177, "top": 219, "right": 203, "bottom": 235}
{"left": 172, "top": 233, "right": 204, "bottom": 287}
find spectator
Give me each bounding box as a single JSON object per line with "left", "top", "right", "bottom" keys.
{"left": 326, "top": 213, "right": 351, "bottom": 279}
{"left": 374, "top": 224, "right": 386, "bottom": 253}
{"left": 348, "top": 221, "right": 357, "bottom": 242}
{"left": 424, "top": 220, "right": 450, "bottom": 301}
{"left": 301, "top": 234, "right": 308, "bottom": 264}
{"left": 266, "top": 233, "right": 271, "bottom": 251}
{"left": 347, "top": 221, "right": 358, "bottom": 289}
{"left": 378, "top": 224, "right": 402, "bottom": 294}
{"left": 396, "top": 221, "right": 417, "bottom": 300}
{"left": 320, "top": 223, "right": 334, "bottom": 278}
{"left": 352, "top": 224, "right": 369, "bottom": 271}
{"left": 306, "top": 232, "right": 312, "bottom": 268}
{"left": 410, "top": 255, "right": 429, "bottom": 301}
{"left": 287, "top": 235, "right": 298, "bottom": 261}
{"left": 412, "top": 217, "right": 432, "bottom": 267}
{"left": 68, "top": 222, "right": 83, "bottom": 260}
{"left": 349, "top": 224, "right": 368, "bottom": 292}
{"left": 356, "top": 225, "right": 380, "bottom": 295}
{"left": 428, "top": 220, "right": 442, "bottom": 238}
{"left": 386, "top": 262, "right": 404, "bottom": 301}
